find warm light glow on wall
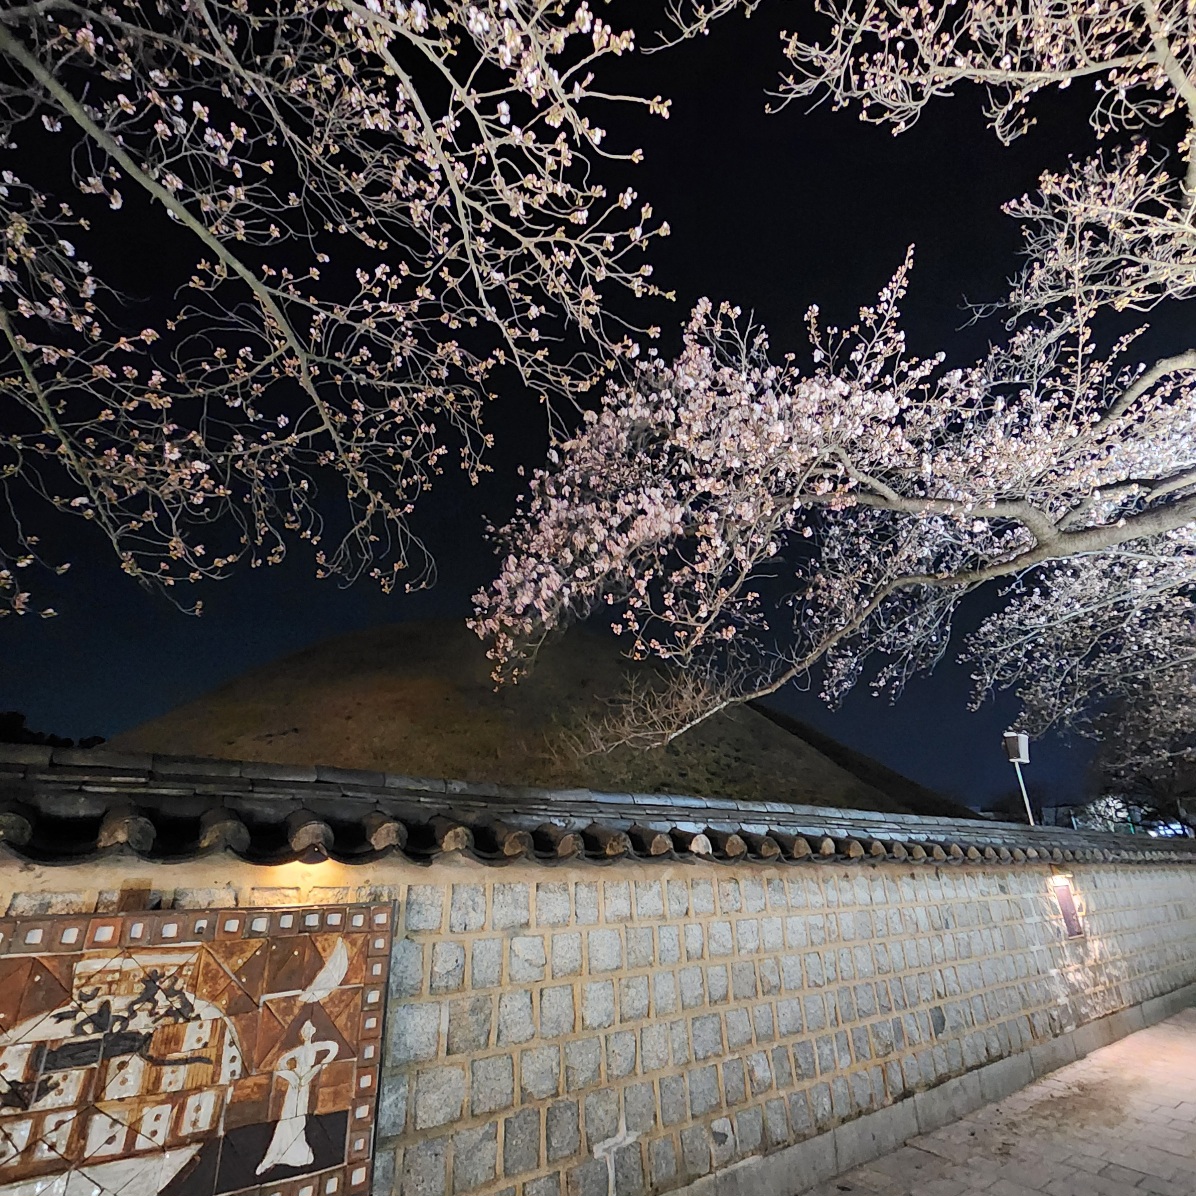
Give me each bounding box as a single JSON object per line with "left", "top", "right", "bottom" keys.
{"left": 1050, "top": 873, "right": 1084, "bottom": 938}
{"left": 268, "top": 857, "right": 353, "bottom": 899}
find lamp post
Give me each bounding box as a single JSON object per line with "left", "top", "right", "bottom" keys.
{"left": 1003, "top": 730, "right": 1035, "bottom": 826}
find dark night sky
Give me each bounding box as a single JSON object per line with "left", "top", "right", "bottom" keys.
{"left": 1, "top": 4, "right": 1105, "bottom": 807}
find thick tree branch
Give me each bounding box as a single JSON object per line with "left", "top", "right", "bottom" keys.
{"left": 1097, "top": 348, "right": 1196, "bottom": 429}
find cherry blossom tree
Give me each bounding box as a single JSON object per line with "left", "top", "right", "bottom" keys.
{"left": 473, "top": 0, "right": 1196, "bottom": 778}
{"left": 0, "top": 0, "right": 673, "bottom": 617}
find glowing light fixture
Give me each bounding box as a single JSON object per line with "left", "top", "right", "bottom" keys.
{"left": 1050, "top": 872, "right": 1083, "bottom": 938}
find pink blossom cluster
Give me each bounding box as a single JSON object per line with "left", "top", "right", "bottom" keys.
{"left": 474, "top": 0, "right": 1196, "bottom": 773}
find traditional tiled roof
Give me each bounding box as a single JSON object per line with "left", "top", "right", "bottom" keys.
{"left": 0, "top": 745, "right": 1191, "bottom": 867}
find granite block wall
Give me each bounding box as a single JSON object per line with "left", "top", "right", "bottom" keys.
{"left": 371, "top": 862, "right": 1196, "bottom": 1196}
{"left": 1, "top": 855, "right": 1194, "bottom": 1196}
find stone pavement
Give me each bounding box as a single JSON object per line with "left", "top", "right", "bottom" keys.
{"left": 801, "top": 1008, "right": 1196, "bottom": 1196}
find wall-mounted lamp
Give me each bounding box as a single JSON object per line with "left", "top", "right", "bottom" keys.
{"left": 1050, "top": 871, "right": 1084, "bottom": 938}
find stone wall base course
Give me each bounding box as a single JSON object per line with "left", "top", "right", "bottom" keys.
{"left": 669, "top": 979, "right": 1196, "bottom": 1196}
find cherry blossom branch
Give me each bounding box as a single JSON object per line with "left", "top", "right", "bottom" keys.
{"left": 0, "top": 0, "right": 680, "bottom": 610}
{"left": 1097, "top": 348, "right": 1196, "bottom": 429}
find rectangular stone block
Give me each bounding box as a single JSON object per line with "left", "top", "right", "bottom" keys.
{"left": 603, "top": 880, "right": 632, "bottom": 921}
{"left": 574, "top": 881, "right": 599, "bottom": 924}
{"left": 833, "top": 1099, "right": 916, "bottom": 1172}
{"left": 688, "top": 1064, "right": 721, "bottom": 1116}
{"left": 752, "top": 1003, "right": 774, "bottom": 1044}
{"left": 707, "top": 965, "right": 729, "bottom": 1005}
{"left": 551, "top": 932, "right": 582, "bottom": 979}
{"left": 400, "top": 1136, "right": 447, "bottom": 1196}
{"left": 509, "top": 935, "right": 547, "bottom": 983}
{"left": 519, "top": 1044, "right": 561, "bottom": 1101}
{"left": 564, "top": 1037, "right": 601, "bottom": 1091}
{"left": 680, "top": 1123, "right": 712, "bottom": 1179}
{"left": 451, "top": 1121, "right": 497, "bottom": 1192}
{"left": 625, "top": 926, "right": 654, "bottom": 969}
{"left": 536, "top": 882, "right": 570, "bottom": 926}
{"left": 1029, "top": 1033, "right": 1077, "bottom": 1078}
{"left": 390, "top": 1003, "right": 440, "bottom": 1065}
{"left": 449, "top": 884, "right": 485, "bottom": 933}
{"left": 566, "top": 1158, "right": 607, "bottom": 1196}
{"left": 606, "top": 1029, "right": 637, "bottom": 1080}
{"left": 390, "top": 939, "right": 424, "bottom": 999}
{"left": 371, "top": 1142, "right": 396, "bottom": 1196}
{"left": 659, "top": 925, "right": 682, "bottom": 965}
{"left": 447, "top": 995, "right": 492, "bottom": 1056}
{"left": 660, "top": 1073, "right": 687, "bottom": 1126}
{"left": 725, "top": 1008, "right": 752, "bottom": 1050}
{"left": 679, "top": 966, "right": 706, "bottom": 1010}
{"left": 634, "top": 880, "right": 664, "bottom": 919}
{"left": 470, "top": 939, "right": 502, "bottom": 989}
{"left": 978, "top": 1050, "right": 1033, "bottom": 1104}
{"left": 540, "top": 985, "right": 576, "bottom": 1038}
{"left": 717, "top": 880, "right": 742, "bottom": 913}
{"left": 641, "top": 1023, "right": 670, "bottom": 1072}
{"left": 624, "top": 1080, "right": 657, "bottom": 1133}
{"left": 377, "top": 1073, "right": 408, "bottom": 1137}
{"left": 429, "top": 941, "right": 465, "bottom": 994}
{"left": 582, "top": 980, "right": 615, "bottom": 1030}
{"left": 546, "top": 1099, "right": 579, "bottom": 1162}
{"left": 1071, "top": 1017, "right": 1115, "bottom": 1058}
{"left": 649, "top": 1136, "right": 678, "bottom": 1188}
{"left": 497, "top": 991, "right": 535, "bottom": 1046}
{"left": 913, "top": 1070, "right": 983, "bottom": 1135}
{"left": 722, "top": 1057, "right": 746, "bottom": 1106}
{"left": 588, "top": 928, "right": 623, "bottom": 973}
{"left": 503, "top": 1106, "right": 540, "bottom": 1176}
{"left": 492, "top": 882, "right": 530, "bottom": 930}
{"left": 414, "top": 1065, "right": 465, "bottom": 1130}
{"left": 405, "top": 885, "right": 444, "bottom": 932}
{"left": 471, "top": 1055, "right": 514, "bottom": 1116}
{"left": 708, "top": 920, "right": 734, "bottom": 957}
{"left": 692, "top": 1013, "right": 724, "bottom": 1061}
{"left": 584, "top": 1088, "right": 619, "bottom": 1146}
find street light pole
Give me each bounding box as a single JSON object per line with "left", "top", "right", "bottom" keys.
{"left": 1012, "top": 759, "right": 1034, "bottom": 826}
{"left": 1003, "top": 731, "right": 1035, "bottom": 826}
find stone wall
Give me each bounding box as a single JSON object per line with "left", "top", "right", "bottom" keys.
{"left": 372, "top": 860, "right": 1196, "bottom": 1196}
{"left": 1, "top": 853, "right": 1195, "bottom": 1196}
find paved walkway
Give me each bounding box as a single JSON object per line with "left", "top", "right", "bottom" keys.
{"left": 803, "top": 1009, "right": 1196, "bottom": 1196}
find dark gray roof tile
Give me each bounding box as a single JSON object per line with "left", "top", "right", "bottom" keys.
{"left": 0, "top": 747, "right": 1189, "bottom": 868}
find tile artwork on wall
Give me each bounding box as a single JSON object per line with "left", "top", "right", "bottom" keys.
{"left": 0, "top": 904, "right": 392, "bottom": 1196}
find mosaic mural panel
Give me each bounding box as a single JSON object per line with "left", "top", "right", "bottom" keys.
{"left": 0, "top": 905, "right": 393, "bottom": 1196}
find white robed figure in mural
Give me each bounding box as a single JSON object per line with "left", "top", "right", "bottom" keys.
{"left": 255, "top": 1021, "right": 339, "bottom": 1174}
{"left": 256, "top": 939, "right": 349, "bottom": 1176}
